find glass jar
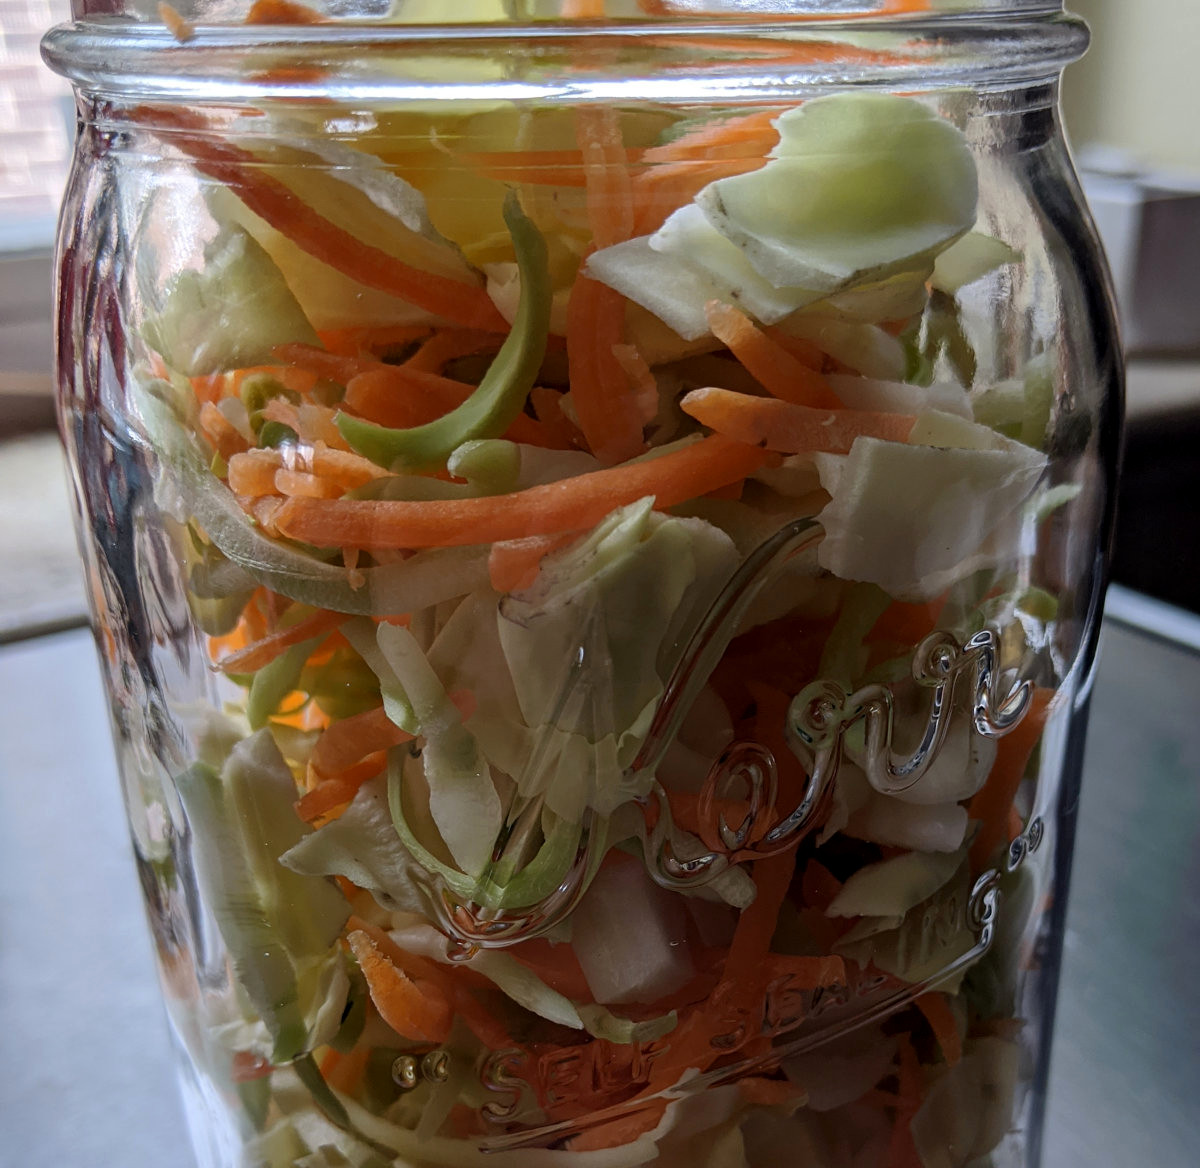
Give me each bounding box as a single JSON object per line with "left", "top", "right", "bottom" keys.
{"left": 43, "top": 3, "right": 1122, "bottom": 1166}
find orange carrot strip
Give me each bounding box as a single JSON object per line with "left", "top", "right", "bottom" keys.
{"left": 915, "top": 992, "right": 962, "bottom": 1067}
{"left": 763, "top": 326, "right": 827, "bottom": 370}
{"left": 246, "top": 0, "right": 324, "bottom": 22}
{"left": 320, "top": 1045, "right": 370, "bottom": 1096}
{"left": 640, "top": 108, "right": 781, "bottom": 167}
{"left": 567, "top": 1103, "right": 669, "bottom": 1154}
{"left": 723, "top": 852, "right": 795, "bottom": 985}
{"left": 488, "top": 532, "right": 577, "bottom": 593}
{"left": 611, "top": 342, "right": 661, "bottom": 424}
{"left": 198, "top": 401, "right": 249, "bottom": 460}
{"left": 681, "top": 386, "right": 915, "bottom": 454}
{"left": 967, "top": 687, "right": 1054, "bottom": 871}
{"left": 739, "top": 1076, "right": 806, "bottom": 1107}
{"left": 316, "top": 324, "right": 432, "bottom": 358}
{"left": 158, "top": 3, "right": 194, "bottom": 42}
{"left": 577, "top": 106, "right": 634, "bottom": 250}
{"left": 309, "top": 444, "right": 386, "bottom": 489}
{"left": 217, "top": 608, "right": 343, "bottom": 674}
{"left": 310, "top": 705, "right": 413, "bottom": 779}
{"left": 141, "top": 109, "right": 507, "bottom": 331}
{"left": 275, "top": 468, "right": 344, "bottom": 499}
{"left": 404, "top": 329, "right": 500, "bottom": 374}
{"left": 227, "top": 448, "right": 283, "bottom": 497}
{"left": 346, "top": 930, "right": 453, "bottom": 1045}
{"left": 276, "top": 343, "right": 377, "bottom": 384}
{"left": 705, "top": 301, "right": 840, "bottom": 409}
{"left": 270, "top": 434, "right": 770, "bottom": 550}
{"left": 530, "top": 386, "right": 582, "bottom": 448}
{"left": 296, "top": 772, "right": 376, "bottom": 824}
{"left": 566, "top": 275, "right": 647, "bottom": 464}
{"left": 258, "top": 397, "right": 303, "bottom": 435}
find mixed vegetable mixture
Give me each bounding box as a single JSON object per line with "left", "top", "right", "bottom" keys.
{"left": 128, "top": 49, "right": 1072, "bottom": 1168}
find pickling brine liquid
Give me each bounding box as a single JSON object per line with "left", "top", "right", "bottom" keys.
{"left": 44, "top": 6, "right": 1121, "bottom": 1166}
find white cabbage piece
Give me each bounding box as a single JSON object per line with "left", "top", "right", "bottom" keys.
{"left": 142, "top": 226, "right": 318, "bottom": 376}
{"left": 279, "top": 777, "right": 433, "bottom": 918}
{"left": 815, "top": 413, "right": 1047, "bottom": 601}
{"left": 844, "top": 792, "right": 970, "bottom": 852}
{"left": 931, "top": 231, "right": 1019, "bottom": 296}
{"left": 827, "top": 374, "right": 972, "bottom": 420}
{"left": 496, "top": 498, "right": 738, "bottom": 818}
{"left": 696, "top": 93, "right": 977, "bottom": 292}
{"left": 774, "top": 312, "right": 907, "bottom": 380}
{"left": 826, "top": 847, "right": 966, "bottom": 919}
{"left": 375, "top": 623, "right": 503, "bottom": 877}
{"left": 910, "top": 1037, "right": 1022, "bottom": 1168}
{"left": 570, "top": 851, "right": 695, "bottom": 1005}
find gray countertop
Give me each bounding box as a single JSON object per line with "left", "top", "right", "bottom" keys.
{"left": 0, "top": 607, "right": 1198, "bottom": 1167}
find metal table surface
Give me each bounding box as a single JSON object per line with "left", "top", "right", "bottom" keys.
{"left": 0, "top": 599, "right": 1198, "bottom": 1167}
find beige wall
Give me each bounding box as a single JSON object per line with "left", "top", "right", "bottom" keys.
{"left": 1064, "top": 0, "right": 1200, "bottom": 173}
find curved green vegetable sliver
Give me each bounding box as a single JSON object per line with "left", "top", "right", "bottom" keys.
{"left": 385, "top": 749, "right": 592, "bottom": 912}
{"left": 337, "top": 191, "right": 551, "bottom": 472}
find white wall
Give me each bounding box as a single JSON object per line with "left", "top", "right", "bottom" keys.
{"left": 1064, "top": 0, "right": 1200, "bottom": 174}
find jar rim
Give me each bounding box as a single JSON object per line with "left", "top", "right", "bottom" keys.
{"left": 43, "top": 10, "right": 1089, "bottom": 104}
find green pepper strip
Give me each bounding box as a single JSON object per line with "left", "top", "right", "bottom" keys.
{"left": 337, "top": 191, "right": 551, "bottom": 472}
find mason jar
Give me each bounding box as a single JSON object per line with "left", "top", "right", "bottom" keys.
{"left": 42, "top": 3, "right": 1122, "bottom": 1165}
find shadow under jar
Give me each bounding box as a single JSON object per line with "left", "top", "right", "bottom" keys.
{"left": 42, "top": 3, "right": 1122, "bottom": 1166}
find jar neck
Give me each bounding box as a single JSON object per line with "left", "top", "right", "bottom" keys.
{"left": 44, "top": 10, "right": 1088, "bottom": 105}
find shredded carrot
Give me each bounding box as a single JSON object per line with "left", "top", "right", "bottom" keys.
{"left": 763, "top": 326, "right": 827, "bottom": 371}
{"left": 269, "top": 433, "right": 770, "bottom": 550}
{"left": 319, "top": 1045, "right": 370, "bottom": 1096}
{"left": 630, "top": 108, "right": 779, "bottom": 234}
{"left": 576, "top": 106, "right": 635, "bottom": 250}
{"left": 739, "top": 1076, "right": 806, "bottom": 1107}
{"left": 681, "top": 386, "right": 915, "bottom": 454}
{"left": 296, "top": 771, "right": 377, "bottom": 824}
{"left": 705, "top": 301, "right": 840, "bottom": 409}
{"left": 565, "top": 276, "right": 647, "bottom": 464}
{"left": 611, "top": 343, "right": 661, "bottom": 425}
{"left": 276, "top": 343, "right": 377, "bottom": 385}
{"left": 274, "top": 468, "right": 344, "bottom": 499}
{"left": 158, "top": 2, "right": 194, "bottom": 42}
{"left": 967, "top": 687, "right": 1054, "bottom": 871}
{"left": 488, "top": 532, "right": 577, "bottom": 593}
{"left": 316, "top": 323, "right": 432, "bottom": 358}
{"left": 404, "top": 329, "right": 500, "bottom": 374}
{"left": 139, "top": 108, "right": 508, "bottom": 332}
{"left": 245, "top": 0, "right": 323, "bottom": 23}
{"left": 311, "top": 705, "right": 413, "bottom": 780}
{"left": 216, "top": 608, "right": 343, "bottom": 674}
{"left": 724, "top": 853, "right": 795, "bottom": 985}
{"left": 914, "top": 992, "right": 962, "bottom": 1067}
{"left": 227, "top": 448, "right": 283, "bottom": 498}
{"left": 198, "top": 401, "right": 249, "bottom": 460}
{"left": 530, "top": 385, "right": 582, "bottom": 448}
{"left": 346, "top": 930, "right": 453, "bottom": 1045}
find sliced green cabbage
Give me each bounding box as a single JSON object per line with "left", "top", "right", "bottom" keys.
{"left": 375, "top": 622, "right": 502, "bottom": 877}
{"left": 910, "top": 1038, "right": 1021, "bottom": 1168}
{"left": 496, "top": 499, "right": 738, "bottom": 818}
{"left": 695, "top": 94, "right": 977, "bottom": 293}
{"left": 280, "top": 777, "right": 432, "bottom": 917}
{"left": 143, "top": 226, "right": 318, "bottom": 377}
{"left": 175, "top": 730, "right": 349, "bottom": 1063}
{"left": 930, "top": 232, "right": 1019, "bottom": 296}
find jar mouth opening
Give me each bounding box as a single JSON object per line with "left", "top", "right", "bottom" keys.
{"left": 43, "top": 10, "right": 1089, "bottom": 103}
